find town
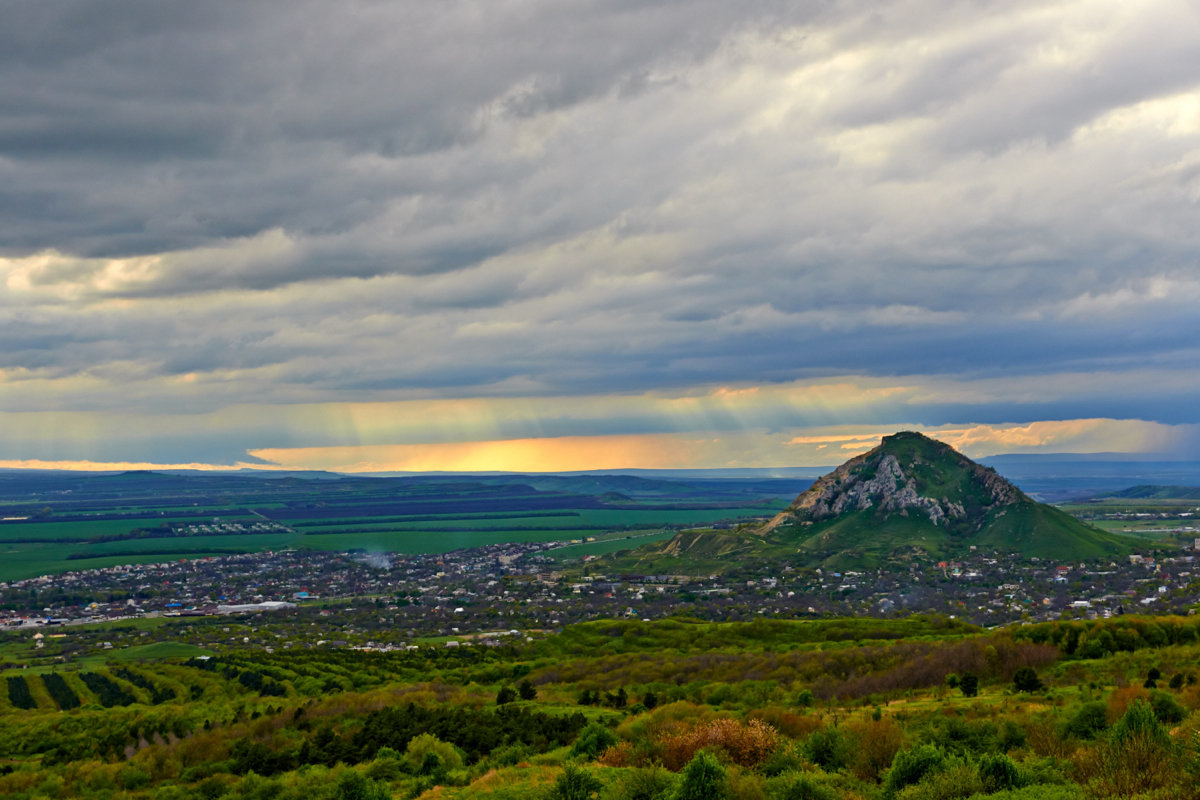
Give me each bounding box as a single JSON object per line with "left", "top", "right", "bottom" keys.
{"left": 2, "top": 533, "right": 1196, "bottom": 660}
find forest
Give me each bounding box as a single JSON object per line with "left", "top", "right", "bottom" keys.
{"left": 2, "top": 614, "right": 1200, "bottom": 799}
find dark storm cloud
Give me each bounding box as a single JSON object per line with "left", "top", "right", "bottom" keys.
{"left": 2, "top": 0, "right": 1200, "bottom": 461}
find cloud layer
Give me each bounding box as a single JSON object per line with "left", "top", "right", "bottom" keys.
{"left": 2, "top": 1, "right": 1198, "bottom": 468}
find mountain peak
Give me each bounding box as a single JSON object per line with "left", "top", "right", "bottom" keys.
{"left": 616, "top": 432, "right": 1131, "bottom": 573}
{"left": 755, "top": 431, "right": 1127, "bottom": 564}
{"left": 778, "top": 432, "right": 1023, "bottom": 533}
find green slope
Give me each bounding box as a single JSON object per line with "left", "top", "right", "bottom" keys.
{"left": 606, "top": 431, "right": 1137, "bottom": 572}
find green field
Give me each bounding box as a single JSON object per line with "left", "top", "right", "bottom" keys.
{"left": 0, "top": 470, "right": 792, "bottom": 581}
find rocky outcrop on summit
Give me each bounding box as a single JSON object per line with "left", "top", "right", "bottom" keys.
{"left": 763, "top": 431, "right": 1027, "bottom": 535}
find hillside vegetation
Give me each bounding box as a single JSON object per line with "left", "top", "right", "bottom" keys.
{"left": 619, "top": 433, "right": 1133, "bottom": 572}
{"left": 4, "top": 614, "right": 1200, "bottom": 799}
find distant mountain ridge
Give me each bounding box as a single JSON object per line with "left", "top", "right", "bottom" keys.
{"left": 1100, "top": 485, "right": 1200, "bottom": 500}
{"left": 618, "top": 432, "right": 1133, "bottom": 572}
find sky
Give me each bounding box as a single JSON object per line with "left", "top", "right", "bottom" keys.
{"left": 3, "top": 0, "right": 1200, "bottom": 473}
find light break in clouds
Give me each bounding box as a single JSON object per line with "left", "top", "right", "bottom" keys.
{"left": 1, "top": 1, "right": 1199, "bottom": 471}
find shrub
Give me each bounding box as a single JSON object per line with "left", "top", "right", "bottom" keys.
{"left": 882, "top": 744, "right": 945, "bottom": 799}
{"left": 604, "top": 765, "right": 677, "bottom": 800}
{"left": 597, "top": 740, "right": 636, "bottom": 767}
{"left": 673, "top": 750, "right": 729, "bottom": 800}
{"left": 663, "top": 718, "right": 779, "bottom": 771}
{"left": 769, "top": 773, "right": 837, "bottom": 800}
{"left": 404, "top": 732, "right": 463, "bottom": 777}
{"left": 550, "top": 764, "right": 603, "bottom": 800}
{"left": 849, "top": 718, "right": 906, "bottom": 782}
{"left": 1149, "top": 690, "right": 1187, "bottom": 724}
{"left": 749, "top": 707, "right": 822, "bottom": 740}
{"left": 978, "top": 753, "right": 1020, "bottom": 793}
{"left": 1012, "top": 667, "right": 1042, "bottom": 693}
{"left": 1111, "top": 699, "right": 1171, "bottom": 748}
{"left": 335, "top": 770, "right": 389, "bottom": 800}
{"left": 572, "top": 723, "right": 619, "bottom": 760}
{"left": 963, "top": 787, "right": 1085, "bottom": 800}
{"left": 1063, "top": 701, "right": 1108, "bottom": 740}
{"left": 959, "top": 673, "right": 979, "bottom": 698}
{"left": 801, "top": 726, "right": 850, "bottom": 772}
{"left": 1092, "top": 699, "right": 1176, "bottom": 797}
{"left": 895, "top": 761, "right": 980, "bottom": 800}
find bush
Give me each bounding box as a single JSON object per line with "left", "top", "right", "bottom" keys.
{"left": 882, "top": 744, "right": 945, "bottom": 799}
{"left": 801, "top": 727, "right": 850, "bottom": 772}
{"left": 849, "top": 718, "right": 906, "bottom": 782}
{"left": 1063, "top": 701, "right": 1108, "bottom": 740}
{"left": 604, "top": 765, "right": 676, "bottom": 800}
{"left": 118, "top": 766, "right": 152, "bottom": 791}
{"left": 767, "top": 773, "right": 837, "bottom": 800}
{"left": 550, "top": 764, "right": 603, "bottom": 800}
{"left": 404, "top": 732, "right": 463, "bottom": 777}
{"left": 1093, "top": 699, "right": 1176, "bottom": 796}
{"left": 335, "top": 770, "right": 389, "bottom": 800}
{"left": 1110, "top": 699, "right": 1171, "bottom": 748}
{"left": 673, "top": 750, "right": 729, "bottom": 800}
{"left": 663, "top": 718, "right": 779, "bottom": 771}
{"left": 977, "top": 753, "right": 1020, "bottom": 793}
{"left": 1149, "top": 690, "right": 1187, "bottom": 724}
{"left": 895, "top": 761, "right": 980, "bottom": 800}
{"left": 1012, "top": 667, "right": 1042, "bottom": 693}
{"left": 963, "top": 786, "right": 1084, "bottom": 800}
{"left": 959, "top": 673, "right": 979, "bottom": 698}
{"left": 573, "top": 723, "right": 619, "bottom": 760}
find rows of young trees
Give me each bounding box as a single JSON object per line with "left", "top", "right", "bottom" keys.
{"left": 41, "top": 673, "right": 80, "bottom": 710}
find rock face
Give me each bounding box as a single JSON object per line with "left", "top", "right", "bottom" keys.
{"left": 770, "top": 431, "right": 1026, "bottom": 534}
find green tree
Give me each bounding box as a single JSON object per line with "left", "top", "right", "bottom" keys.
{"left": 570, "top": 722, "right": 617, "bottom": 760}
{"left": 882, "top": 744, "right": 944, "bottom": 799}
{"left": 1064, "top": 701, "right": 1108, "bottom": 740}
{"left": 977, "top": 752, "right": 1019, "bottom": 793}
{"left": 959, "top": 672, "right": 979, "bottom": 698}
{"left": 673, "top": 750, "right": 729, "bottom": 800}
{"left": 404, "top": 733, "right": 463, "bottom": 777}
{"left": 1012, "top": 666, "right": 1042, "bottom": 692}
{"left": 335, "top": 770, "right": 389, "bottom": 800}
{"left": 518, "top": 678, "right": 537, "bottom": 701}
{"left": 549, "top": 764, "right": 603, "bottom": 800}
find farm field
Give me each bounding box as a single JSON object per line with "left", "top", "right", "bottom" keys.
{"left": 1060, "top": 493, "right": 1200, "bottom": 546}
{"left": 0, "top": 471, "right": 797, "bottom": 581}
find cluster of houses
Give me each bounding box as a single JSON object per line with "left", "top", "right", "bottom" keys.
{"left": 0, "top": 536, "right": 1196, "bottom": 649}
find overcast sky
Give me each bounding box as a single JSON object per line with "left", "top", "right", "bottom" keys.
{"left": 3, "top": 0, "right": 1200, "bottom": 471}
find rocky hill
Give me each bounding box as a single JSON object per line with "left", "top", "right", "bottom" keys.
{"left": 618, "top": 431, "right": 1132, "bottom": 571}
